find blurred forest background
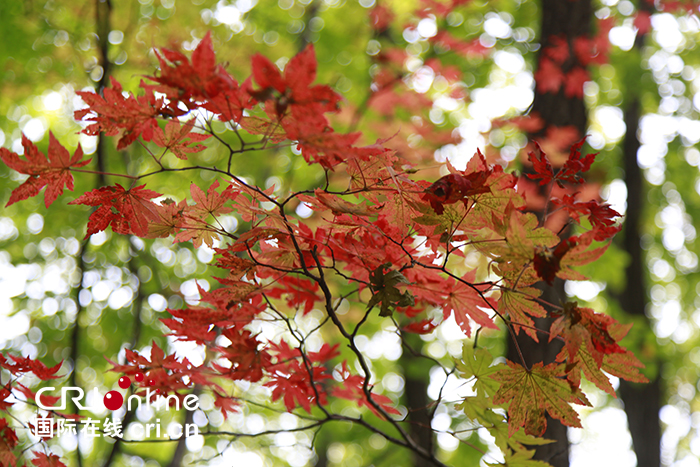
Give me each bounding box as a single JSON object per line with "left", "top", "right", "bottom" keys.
{"left": 1, "top": 0, "right": 700, "bottom": 466}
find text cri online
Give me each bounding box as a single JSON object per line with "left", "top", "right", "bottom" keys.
{"left": 33, "top": 387, "right": 202, "bottom": 440}
{"left": 35, "top": 387, "right": 200, "bottom": 412}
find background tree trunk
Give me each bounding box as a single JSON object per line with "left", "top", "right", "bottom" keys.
{"left": 398, "top": 333, "right": 435, "bottom": 467}
{"left": 506, "top": 1, "right": 593, "bottom": 465}
{"left": 618, "top": 76, "right": 662, "bottom": 467}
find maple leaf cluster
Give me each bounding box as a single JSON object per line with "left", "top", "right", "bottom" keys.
{"left": 533, "top": 16, "right": 615, "bottom": 100}
{"left": 0, "top": 355, "right": 76, "bottom": 466}
{"left": 0, "top": 29, "right": 647, "bottom": 467}
{"left": 527, "top": 138, "right": 622, "bottom": 244}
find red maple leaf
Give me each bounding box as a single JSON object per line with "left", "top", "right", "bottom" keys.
{"left": 212, "top": 328, "right": 271, "bottom": 382}
{"left": 266, "top": 275, "right": 320, "bottom": 315}
{"left": 151, "top": 119, "right": 211, "bottom": 160}
{"left": 188, "top": 180, "right": 233, "bottom": 220}
{"left": 108, "top": 342, "right": 193, "bottom": 399}
{"left": 250, "top": 45, "right": 341, "bottom": 119}
{"left": 332, "top": 361, "right": 401, "bottom": 417}
{"left": 421, "top": 173, "right": 474, "bottom": 214}
{"left": 201, "top": 78, "right": 254, "bottom": 123}
{"left": 69, "top": 184, "right": 162, "bottom": 238}
{"left": 1, "top": 133, "right": 90, "bottom": 207}
{"left": 171, "top": 180, "right": 234, "bottom": 248}
{"left": 264, "top": 341, "right": 331, "bottom": 413}
{"left": 551, "top": 302, "right": 627, "bottom": 368}
{"left": 145, "top": 31, "right": 240, "bottom": 105}
{"left": 634, "top": 11, "right": 652, "bottom": 35}
{"left": 553, "top": 194, "right": 621, "bottom": 241}
{"left": 144, "top": 198, "right": 188, "bottom": 239}
{"left": 545, "top": 34, "right": 570, "bottom": 64}
{"left": 0, "top": 354, "right": 63, "bottom": 380}
{"left": 0, "top": 388, "right": 13, "bottom": 411}
{"left": 281, "top": 119, "right": 386, "bottom": 169}
{"left": 32, "top": 452, "right": 68, "bottom": 467}
{"left": 402, "top": 318, "right": 439, "bottom": 334}
{"left": 75, "top": 77, "right": 171, "bottom": 149}
{"left": 160, "top": 317, "right": 216, "bottom": 345}
{"left": 533, "top": 238, "right": 576, "bottom": 285}
{"left": 421, "top": 156, "right": 493, "bottom": 214}
{"left": 558, "top": 137, "right": 597, "bottom": 185}
{"left": 492, "top": 360, "right": 589, "bottom": 436}
{"left": 443, "top": 271, "right": 499, "bottom": 336}
{"left": 13, "top": 382, "right": 61, "bottom": 408}
{"left": 307, "top": 343, "right": 341, "bottom": 364}
{"left": 0, "top": 419, "right": 18, "bottom": 467}
{"left": 534, "top": 58, "right": 565, "bottom": 94}
{"left": 265, "top": 369, "right": 328, "bottom": 412}
{"left": 587, "top": 202, "right": 622, "bottom": 241}
{"left": 552, "top": 193, "right": 588, "bottom": 222}
{"left": 137, "top": 341, "right": 189, "bottom": 372}
{"left": 213, "top": 392, "right": 240, "bottom": 420}
{"left": 564, "top": 67, "right": 590, "bottom": 99}
{"left": 526, "top": 142, "right": 555, "bottom": 186}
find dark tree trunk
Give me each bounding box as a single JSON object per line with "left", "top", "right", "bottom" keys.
{"left": 506, "top": 1, "right": 593, "bottom": 466}
{"left": 617, "top": 90, "right": 662, "bottom": 467}
{"left": 612, "top": 2, "right": 662, "bottom": 463}
{"left": 398, "top": 333, "right": 435, "bottom": 467}
{"left": 530, "top": 0, "right": 592, "bottom": 136}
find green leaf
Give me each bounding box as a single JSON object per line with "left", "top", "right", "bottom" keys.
{"left": 486, "top": 448, "right": 553, "bottom": 467}
{"left": 456, "top": 345, "right": 500, "bottom": 396}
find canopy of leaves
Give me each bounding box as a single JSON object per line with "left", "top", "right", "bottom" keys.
{"left": 0, "top": 0, "right": 695, "bottom": 466}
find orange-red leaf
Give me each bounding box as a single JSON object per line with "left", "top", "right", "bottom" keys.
{"left": 152, "top": 119, "right": 210, "bottom": 160}
{"left": 443, "top": 271, "right": 498, "bottom": 337}
{"left": 0, "top": 354, "right": 63, "bottom": 380}
{"left": 145, "top": 198, "right": 188, "bottom": 239}
{"left": 1, "top": 133, "right": 90, "bottom": 207}
{"left": 0, "top": 420, "right": 18, "bottom": 466}
{"left": 146, "top": 31, "right": 241, "bottom": 105}
{"left": 188, "top": 180, "right": 233, "bottom": 220}
{"left": 69, "top": 184, "right": 161, "bottom": 238}
{"left": 75, "top": 77, "right": 169, "bottom": 149}
{"left": 550, "top": 302, "right": 626, "bottom": 368}
{"left": 333, "top": 361, "right": 401, "bottom": 417}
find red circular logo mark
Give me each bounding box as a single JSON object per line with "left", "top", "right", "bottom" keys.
{"left": 103, "top": 372, "right": 144, "bottom": 411}
{"left": 103, "top": 391, "right": 123, "bottom": 411}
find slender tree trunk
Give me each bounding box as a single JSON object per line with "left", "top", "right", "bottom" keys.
{"left": 618, "top": 80, "right": 661, "bottom": 467}
{"left": 506, "top": 1, "right": 593, "bottom": 465}
{"left": 398, "top": 333, "right": 435, "bottom": 467}
{"left": 612, "top": 2, "right": 661, "bottom": 462}
{"left": 530, "top": 0, "right": 592, "bottom": 135}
